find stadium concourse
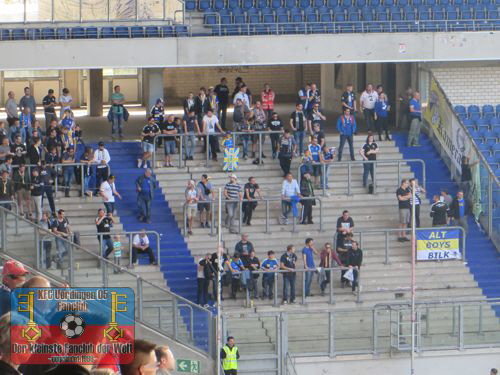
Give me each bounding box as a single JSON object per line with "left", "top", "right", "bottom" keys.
{"left": 0, "top": 68, "right": 499, "bottom": 375}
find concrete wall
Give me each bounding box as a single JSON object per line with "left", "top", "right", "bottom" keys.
{"left": 432, "top": 65, "right": 500, "bottom": 106}
{"left": 295, "top": 348, "right": 500, "bottom": 375}
{"left": 163, "top": 64, "right": 320, "bottom": 102}
{"left": 4, "top": 32, "right": 500, "bottom": 70}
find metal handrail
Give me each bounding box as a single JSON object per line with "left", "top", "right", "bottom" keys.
{"left": 151, "top": 130, "right": 283, "bottom": 170}
{"left": 0, "top": 206, "right": 212, "bottom": 355}
{"left": 42, "top": 230, "right": 162, "bottom": 267}
{"left": 0, "top": 200, "right": 19, "bottom": 235}
{"left": 297, "top": 158, "right": 427, "bottom": 197}
{"left": 285, "top": 352, "right": 298, "bottom": 375}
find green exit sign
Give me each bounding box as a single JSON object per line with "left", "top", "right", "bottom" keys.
{"left": 176, "top": 359, "right": 201, "bottom": 374}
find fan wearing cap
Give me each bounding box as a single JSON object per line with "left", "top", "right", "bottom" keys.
{"left": 224, "top": 174, "right": 242, "bottom": 234}
{"left": 0, "top": 260, "right": 29, "bottom": 316}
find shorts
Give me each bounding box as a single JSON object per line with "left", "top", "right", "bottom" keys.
{"left": 198, "top": 202, "right": 211, "bottom": 212}
{"left": 399, "top": 208, "right": 410, "bottom": 224}
{"left": 164, "top": 140, "right": 176, "bottom": 155}
{"left": 186, "top": 205, "right": 197, "bottom": 219}
{"left": 142, "top": 142, "right": 154, "bottom": 153}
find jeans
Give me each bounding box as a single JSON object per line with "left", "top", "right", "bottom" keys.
{"left": 352, "top": 268, "right": 359, "bottom": 291}
{"left": 375, "top": 116, "right": 389, "bottom": 139}
{"left": 225, "top": 201, "right": 238, "bottom": 229}
{"left": 338, "top": 135, "right": 354, "bottom": 161}
{"left": 281, "top": 200, "right": 292, "bottom": 220}
{"left": 262, "top": 275, "right": 275, "bottom": 298}
{"left": 137, "top": 193, "right": 152, "bottom": 220}
{"left": 100, "top": 236, "right": 114, "bottom": 258}
{"left": 111, "top": 113, "right": 123, "bottom": 136}
{"left": 283, "top": 274, "right": 296, "bottom": 302}
{"left": 96, "top": 167, "right": 108, "bottom": 194}
{"left": 218, "top": 104, "right": 228, "bottom": 130}
{"left": 321, "top": 165, "right": 330, "bottom": 188}
{"left": 242, "top": 201, "right": 256, "bottom": 224}
{"left": 294, "top": 130, "right": 305, "bottom": 155}
{"left": 42, "top": 186, "right": 55, "bottom": 215}
{"left": 231, "top": 275, "right": 240, "bottom": 298}
{"left": 411, "top": 204, "right": 421, "bottom": 228}
{"left": 197, "top": 278, "right": 209, "bottom": 305}
{"left": 278, "top": 155, "right": 292, "bottom": 176}
{"left": 407, "top": 118, "right": 421, "bottom": 146}
{"left": 104, "top": 202, "right": 115, "bottom": 214}
{"left": 270, "top": 133, "right": 280, "bottom": 158}
{"left": 42, "top": 239, "right": 52, "bottom": 268}
{"left": 363, "top": 162, "right": 374, "bottom": 187}
{"left": 241, "top": 134, "right": 251, "bottom": 157}
{"left": 83, "top": 175, "right": 91, "bottom": 194}
{"left": 208, "top": 134, "right": 219, "bottom": 159}
{"left": 132, "top": 246, "right": 156, "bottom": 264}
{"left": 55, "top": 237, "right": 70, "bottom": 264}
{"left": 241, "top": 270, "right": 251, "bottom": 289}
{"left": 248, "top": 276, "right": 258, "bottom": 298}
{"left": 304, "top": 270, "right": 314, "bottom": 296}
{"left": 363, "top": 108, "right": 375, "bottom": 131}
{"left": 63, "top": 167, "right": 74, "bottom": 193}
{"left": 320, "top": 270, "right": 331, "bottom": 292}
{"left": 183, "top": 133, "right": 196, "bottom": 158}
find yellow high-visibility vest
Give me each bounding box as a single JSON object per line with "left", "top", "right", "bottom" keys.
{"left": 222, "top": 345, "right": 238, "bottom": 370}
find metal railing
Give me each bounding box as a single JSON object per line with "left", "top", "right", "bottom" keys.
{"left": 0, "top": 0, "right": 183, "bottom": 24}
{"left": 183, "top": 196, "right": 323, "bottom": 235}
{"left": 152, "top": 130, "right": 283, "bottom": 170}
{"left": 0, "top": 206, "right": 212, "bottom": 356}
{"left": 222, "top": 298, "right": 500, "bottom": 364}
{"left": 421, "top": 70, "right": 500, "bottom": 252}
{"left": 0, "top": 200, "right": 19, "bottom": 236}
{"left": 297, "top": 158, "right": 426, "bottom": 197}
{"left": 41, "top": 230, "right": 162, "bottom": 267}
{"left": 12, "top": 162, "right": 111, "bottom": 197}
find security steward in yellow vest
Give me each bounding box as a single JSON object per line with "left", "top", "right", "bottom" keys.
{"left": 221, "top": 336, "right": 240, "bottom": 375}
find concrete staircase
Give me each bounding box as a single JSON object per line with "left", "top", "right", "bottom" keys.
{"left": 148, "top": 133, "right": 499, "bottom": 368}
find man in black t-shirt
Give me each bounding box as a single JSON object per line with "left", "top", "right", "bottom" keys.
{"left": 280, "top": 245, "right": 297, "bottom": 304}
{"left": 138, "top": 116, "right": 159, "bottom": 169}
{"left": 336, "top": 210, "right": 354, "bottom": 250}
{"left": 247, "top": 249, "right": 260, "bottom": 300}
{"left": 359, "top": 134, "right": 379, "bottom": 188}
{"left": 278, "top": 130, "right": 297, "bottom": 176}
{"left": 242, "top": 177, "right": 262, "bottom": 226}
{"left": 268, "top": 112, "right": 283, "bottom": 159}
{"left": 96, "top": 208, "right": 114, "bottom": 259}
{"left": 10, "top": 136, "right": 27, "bottom": 165}
{"left": 290, "top": 103, "right": 306, "bottom": 156}
{"left": 159, "top": 115, "right": 178, "bottom": 167}
{"left": 396, "top": 179, "right": 411, "bottom": 241}
{"left": 430, "top": 195, "right": 450, "bottom": 226}
{"left": 42, "top": 89, "right": 57, "bottom": 128}
{"left": 341, "top": 84, "right": 357, "bottom": 113}
{"left": 51, "top": 209, "right": 72, "bottom": 268}
{"left": 214, "top": 77, "right": 230, "bottom": 130}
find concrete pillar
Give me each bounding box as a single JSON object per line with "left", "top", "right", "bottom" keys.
{"left": 63, "top": 70, "right": 80, "bottom": 107}
{"left": 320, "top": 63, "right": 336, "bottom": 113}
{"left": 143, "top": 68, "right": 165, "bottom": 111}
{"left": 394, "top": 63, "right": 413, "bottom": 123}
{"left": 88, "top": 69, "right": 103, "bottom": 117}
{"left": 295, "top": 65, "right": 304, "bottom": 94}
{"left": 338, "top": 64, "right": 359, "bottom": 92}
{"left": 365, "top": 63, "right": 383, "bottom": 86}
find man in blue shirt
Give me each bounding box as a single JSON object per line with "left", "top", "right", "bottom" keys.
{"left": 336, "top": 108, "right": 357, "bottom": 161}
{"left": 308, "top": 137, "right": 323, "bottom": 187}
{"left": 261, "top": 251, "right": 279, "bottom": 300}
{"left": 407, "top": 91, "right": 422, "bottom": 147}
{"left": 135, "top": 168, "right": 156, "bottom": 223}
{"left": 302, "top": 238, "right": 318, "bottom": 297}
{"left": 228, "top": 253, "right": 244, "bottom": 300}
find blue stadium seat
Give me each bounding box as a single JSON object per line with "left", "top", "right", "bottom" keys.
{"left": 348, "top": 10, "right": 360, "bottom": 20}
{"left": 85, "top": 27, "right": 98, "bottom": 38}
{"left": 333, "top": 12, "right": 345, "bottom": 20}
{"left": 285, "top": 0, "right": 297, "bottom": 7}
{"left": 468, "top": 104, "right": 481, "bottom": 114}
{"left": 115, "top": 26, "right": 129, "bottom": 38}
{"left": 175, "top": 25, "right": 189, "bottom": 36}
{"left": 342, "top": 0, "right": 352, "bottom": 6}
{"left": 418, "top": 6, "right": 431, "bottom": 19}
{"left": 314, "top": 0, "right": 325, "bottom": 6}
{"left": 205, "top": 13, "right": 218, "bottom": 24}
{"left": 242, "top": 0, "right": 254, "bottom": 10}
{"left": 413, "top": 0, "right": 422, "bottom": 6}
{"left": 390, "top": 6, "right": 403, "bottom": 19}
{"left": 143, "top": 26, "right": 158, "bottom": 37}
{"left": 469, "top": 129, "right": 481, "bottom": 138}
{"left": 462, "top": 118, "right": 474, "bottom": 126}
{"left": 454, "top": 105, "right": 466, "bottom": 114}
{"left": 326, "top": 0, "right": 338, "bottom": 7}
{"left": 101, "top": 27, "right": 115, "bottom": 38}
{"left": 228, "top": 0, "right": 241, "bottom": 8}
{"left": 248, "top": 6, "right": 260, "bottom": 14}
{"left": 404, "top": 6, "right": 417, "bottom": 19}
{"left": 300, "top": 0, "right": 312, "bottom": 7}
{"left": 433, "top": 6, "right": 446, "bottom": 19}
{"left": 277, "top": 12, "right": 289, "bottom": 21}
{"left": 70, "top": 27, "right": 85, "bottom": 39}
{"left": 249, "top": 13, "right": 261, "bottom": 21}
{"left": 356, "top": 0, "right": 367, "bottom": 6}
{"left": 185, "top": 0, "right": 197, "bottom": 10}
{"left": 459, "top": 4, "right": 472, "bottom": 18}
{"left": 440, "top": 0, "right": 450, "bottom": 4}
{"left": 483, "top": 104, "right": 495, "bottom": 116}
{"left": 11, "top": 29, "right": 25, "bottom": 40}
{"left": 161, "top": 26, "right": 175, "bottom": 36}
{"left": 306, "top": 11, "right": 319, "bottom": 20}
{"left": 263, "top": 12, "right": 276, "bottom": 21}
{"left": 234, "top": 14, "right": 247, "bottom": 22}
{"left": 220, "top": 14, "right": 232, "bottom": 23}
{"left": 26, "top": 28, "right": 41, "bottom": 40}
{"left": 231, "top": 6, "right": 245, "bottom": 14}
{"left": 377, "top": 8, "right": 389, "bottom": 19}
{"left": 271, "top": 0, "right": 282, "bottom": 7}
{"left": 257, "top": 0, "right": 269, "bottom": 7}
{"left": 474, "top": 5, "right": 486, "bottom": 18}
{"left": 214, "top": 0, "right": 225, "bottom": 10}
{"left": 362, "top": 9, "right": 374, "bottom": 19}
{"left": 446, "top": 5, "right": 458, "bottom": 19}
{"left": 199, "top": 0, "right": 212, "bottom": 10}
{"left": 490, "top": 117, "right": 500, "bottom": 126}
{"left": 370, "top": 0, "right": 380, "bottom": 5}
{"left": 426, "top": 0, "right": 436, "bottom": 5}
{"left": 0, "top": 29, "right": 10, "bottom": 41}
{"left": 41, "top": 28, "right": 56, "bottom": 40}
{"left": 385, "top": 0, "right": 394, "bottom": 5}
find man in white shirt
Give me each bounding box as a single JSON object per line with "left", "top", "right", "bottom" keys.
{"left": 132, "top": 230, "right": 157, "bottom": 266}
{"left": 233, "top": 85, "right": 251, "bottom": 108}
{"left": 281, "top": 173, "right": 301, "bottom": 225}
{"left": 94, "top": 141, "right": 111, "bottom": 194}
{"left": 202, "top": 110, "right": 224, "bottom": 161}
{"left": 360, "top": 84, "right": 378, "bottom": 132}
{"left": 100, "top": 174, "right": 121, "bottom": 214}
{"left": 58, "top": 87, "right": 73, "bottom": 118}
{"left": 5, "top": 91, "right": 18, "bottom": 126}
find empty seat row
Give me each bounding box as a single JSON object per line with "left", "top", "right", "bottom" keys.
{"left": 0, "top": 25, "right": 189, "bottom": 41}
{"left": 187, "top": 0, "right": 500, "bottom": 11}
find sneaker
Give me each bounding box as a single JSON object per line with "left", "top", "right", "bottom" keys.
{"left": 137, "top": 159, "right": 142, "bottom": 168}
{"left": 143, "top": 162, "right": 148, "bottom": 169}
{"left": 151, "top": 261, "right": 158, "bottom": 265}
{"left": 282, "top": 300, "right": 288, "bottom": 305}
